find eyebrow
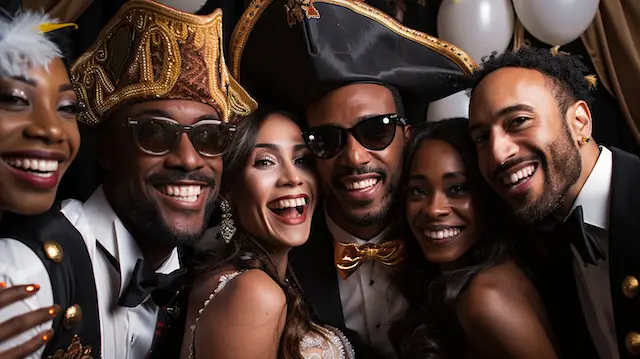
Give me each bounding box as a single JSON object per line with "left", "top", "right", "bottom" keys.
{"left": 409, "top": 171, "right": 466, "bottom": 181}
{"left": 469, "top": 104, "right": 535, "bottom": 133}
{"left": 131, "top": 109, "right": 172, "bottom": 118}
{"left": 59, "top": 83, "right": 74, "bottom": 93}
{"left": 255, "top": 143, "right": 308, "bottom": 151}
{"left": 9, "top": 76, "right": 36, "bottom": 87}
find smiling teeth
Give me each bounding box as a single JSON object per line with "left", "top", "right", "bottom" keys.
{"left": 4, "top": 158, "right": 58, "bottom": 172}
{"left": 271, "top": 197, "right": 308, "bottom": 209}
{"left": 159, "top": 185, "right": 202, "bottom": 202}
{"left": 424, "top": 227, "right": 461, "bottom": 240}
{"left": 346, "top": 178, "right": 378, "bottom": 190}
{"left": 503, "top": 165, "right": 535, "bottom": 185}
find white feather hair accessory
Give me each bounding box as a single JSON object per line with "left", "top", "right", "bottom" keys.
{"left": 0, "top": 11, "right": 67, "bottom": 79}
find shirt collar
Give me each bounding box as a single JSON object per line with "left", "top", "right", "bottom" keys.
{"left": 83, "top": 186, "right": 181, "bottom": 297}
{"left": 569, "top": 146, "right": 613, "bottom": 230}
{"left": 324, "top": 206, "right": 391, "bottom": 245}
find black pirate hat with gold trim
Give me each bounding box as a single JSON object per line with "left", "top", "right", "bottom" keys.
{"left": 229, "top": 0, "right": 477, "bottom": 121}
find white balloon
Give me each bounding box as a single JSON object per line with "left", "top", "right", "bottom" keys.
{"left": 437, "top": 0, "right": 514, "bottom": 63}
{"left": 512, "top": 0, "right": 599, "bottom": 46}
{"left": 426, "top": 91, "right": 470, "bottom": 123}
{"left": 151, "top": 0, "right": 208, "bottom": 14}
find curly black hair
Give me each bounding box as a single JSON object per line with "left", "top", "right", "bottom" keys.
{"left": 468, "top": 47, "right": 595, "bottom": 115}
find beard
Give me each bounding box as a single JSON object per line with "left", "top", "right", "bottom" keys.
{"left": 107, "top": 172, "right": 218, "bottom": 248}
{"left": 326, "top": 160, "right": 403, "bottom": 227}
{"left": 511, "top": 122, "right": 582, "bottom": 223}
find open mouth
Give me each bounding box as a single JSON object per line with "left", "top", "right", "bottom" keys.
{"left": 423, "top": 226, "right": 464, "bottom": 240}
{"left": 3, "top": 157, "right": 59, "bottom": 178}
{"left": 156, "top": 184, "right": 203, "bottom": 203}
{"left": 267, "top": 196, "right": 309, "bottom": 218}
{"left": 501, "top": 164, "right": 537, "bottom": 188}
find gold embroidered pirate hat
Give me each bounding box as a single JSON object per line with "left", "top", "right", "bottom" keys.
{"left": 229, "top": 0, "right": 477, "bottom": 121}
{"left": 71, "top": 0, "right": 257, "bottom": 126}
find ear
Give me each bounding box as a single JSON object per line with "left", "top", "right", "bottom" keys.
{"left": 403, "top": 124, "right": 413, "bottom": 143}
{"left": 567, "top": 100, "right": 593, "bottom": 145}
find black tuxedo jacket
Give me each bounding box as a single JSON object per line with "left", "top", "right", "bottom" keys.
{"left": 525, "top": 147, "right": 640, "bottom": 359}
{"left": 289, "top": 210, "right": 390, "bottom": 359}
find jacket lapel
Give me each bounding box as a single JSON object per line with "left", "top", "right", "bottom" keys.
{"left": 608, "top": 147, "right": 640, "bottom": 359}
{"left": 289, "top": 210, "right": 346, "bottom": 329}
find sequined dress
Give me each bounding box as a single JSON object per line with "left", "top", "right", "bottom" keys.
{"left": 188, "top": 271, "right": 356, "bottom": 359}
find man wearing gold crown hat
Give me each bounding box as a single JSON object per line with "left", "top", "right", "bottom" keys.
{"left": 1, "top": 1, "right": 256, "bottom": 358}
{"left": 228, "top": 0, "right": 475, "bottom": 357}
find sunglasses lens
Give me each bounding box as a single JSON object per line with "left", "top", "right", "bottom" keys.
{"left": 304, "top": 126, "right": 344, "bottom": 159}
{"left": 353, "top": 116, "right": 397, "bottom": 150}
{"left": 190, "top": 123, "right": 232, "bottom": 156}
{"left": 136, "top": 119, "right": 177, "bottom": 154}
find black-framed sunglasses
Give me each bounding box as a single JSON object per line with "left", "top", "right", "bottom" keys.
{"left": 302, "top": 113, "right": 407, "bottom": 159}
{"left": 127, "top": 116, "right": 236, "bottom": 157}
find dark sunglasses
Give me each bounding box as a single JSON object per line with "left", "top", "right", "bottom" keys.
{"left": 127, "top": 116, "right": 236, "bottom": 157}
{"left": 302, "top": 113, "right": 407, "bottom": 159}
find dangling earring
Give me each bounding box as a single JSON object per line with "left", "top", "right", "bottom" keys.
{"left": 218, "top": 199, "right": 236, "bottom": 244}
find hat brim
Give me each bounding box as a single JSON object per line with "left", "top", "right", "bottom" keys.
{"left": 230, "top": 0, "right": 476, "bottom": 120}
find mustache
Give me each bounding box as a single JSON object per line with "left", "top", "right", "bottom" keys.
{"left": 331, "top": 165, "right": 387, "bottom": 186}
{"left": 148, "top": 170, "right": 216, "bottom": 188}
{"left": 493, "top": 155, "right": 538, "bottom": 178}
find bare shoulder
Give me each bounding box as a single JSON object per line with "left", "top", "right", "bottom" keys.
{"left": 457, "top": 260, "right": 557, "bottom": 358}
{"left": 214, "top": 269, "right": 287, "bottom": 315}
{"left": 458, "top": 260, "right": 540, "bottom": 323}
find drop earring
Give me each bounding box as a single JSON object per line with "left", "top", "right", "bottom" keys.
{"left": 217, "top": 199, "right": 236, "bottom": 244}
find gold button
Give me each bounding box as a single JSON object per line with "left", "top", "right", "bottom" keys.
{"left": 623, "top": 276, "right": 639, "bottom": 299}
{"left": 63, "top": 304, "right": 82, "bottom": 330}
{"left": 626, "top": 332, "right": 640, "bottom": 355}
{"left": 43, "top": 241, "right": 63, "bottom": 263}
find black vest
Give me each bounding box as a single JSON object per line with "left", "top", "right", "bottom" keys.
{"left": 0, "top": 205, "right": 101, "bottom": 359}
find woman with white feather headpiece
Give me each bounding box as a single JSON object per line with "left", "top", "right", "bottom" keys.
{"left": 0, "top": 3, "right": 86, "bottom": 359}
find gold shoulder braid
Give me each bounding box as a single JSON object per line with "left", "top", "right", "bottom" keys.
{"left": 70, "top": 0, "right": 257, "bottom": 126}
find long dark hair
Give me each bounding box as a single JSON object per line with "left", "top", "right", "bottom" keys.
{"left": 188, "top": 106, "right": 317, "bottom": 359}
{"left": 390, "top": 118, "right": 514, "bottom": 359}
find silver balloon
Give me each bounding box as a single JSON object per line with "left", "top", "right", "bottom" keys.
{"left": 512, "top": 0, "right": 600, "bottom": 46}
{"left": 437, "top": 0, "right": 514, "bottom": 62}
{"left": 426, "top": 91, "right": 470, "bottom": 123}
{"left": 151, "top": 0, "right": 208, "bottom": 14}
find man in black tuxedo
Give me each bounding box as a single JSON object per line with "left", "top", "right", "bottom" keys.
{"left": 227, "top": 1, "right": 475, "bottom": 357}
{"left": 468, "top": 46, "right": 640, "bottom": 359}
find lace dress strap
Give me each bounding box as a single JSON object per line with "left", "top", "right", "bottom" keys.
{"left": 188, "top": 270, "right": 245, "bottom": 359}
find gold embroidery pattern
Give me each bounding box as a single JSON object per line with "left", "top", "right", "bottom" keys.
{"left": 284, "top": 0, "right": 320, "bottom": 27}
{"left": 46, "top": 334, "right": 93, "bottom": 359}
{"left": 229, "top": 0, "right": 477, "bottom": 81}
{"left": 71, "top": 0, "right": 257, "bottom": 126}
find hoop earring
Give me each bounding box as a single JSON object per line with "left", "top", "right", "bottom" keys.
{"left": 217, "top": 199, "right": 236, "bottom": 244}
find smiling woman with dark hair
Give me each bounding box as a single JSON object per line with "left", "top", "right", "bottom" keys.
{"left": 390, "top": 118, "right": 558, "bottom": 359}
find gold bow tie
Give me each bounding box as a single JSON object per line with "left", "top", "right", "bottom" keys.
{"left": 334, "top": 240, "right": 405, "bottom": 280}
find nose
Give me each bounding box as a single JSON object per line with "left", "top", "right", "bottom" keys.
{"left": 339, "top": 133, "right": 371, "bottom": 167}
{"left": 277, "top": 160, "right": 304, "bottom": 188}
{"left": 489, "top": 130, "right": 519, "bottom": 168}
{"left": 422, "top": 191, "right": 451, "bottom": 219}
{"left": 23, "top": 105, "right": 66, "bottom": 145}
{"left": 165, "top": 133, "right": 206, "bottom": 171}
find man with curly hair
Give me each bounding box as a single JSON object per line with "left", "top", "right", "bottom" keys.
{"left": 468, "top": 46, "right": 640, "bottom": 359}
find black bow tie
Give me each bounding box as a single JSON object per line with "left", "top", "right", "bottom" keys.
{"left": 537, "top": 205, "right": 606, "bottom": 266}
{"left": 118, "top": 258, "right": 187, "bottom": 308}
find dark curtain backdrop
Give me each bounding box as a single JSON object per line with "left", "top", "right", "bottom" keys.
{"left": 56, "top": 0, "right": 639, "bottom": 202}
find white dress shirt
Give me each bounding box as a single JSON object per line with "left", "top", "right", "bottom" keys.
{"left": 567, "top": 146, "right": 618, "bottom": 359}
{"left": 325, "top": 209, "right": 408, "bottom": 358}
{"left": 0, "top": 187, "right": 181, "bottom": 359}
